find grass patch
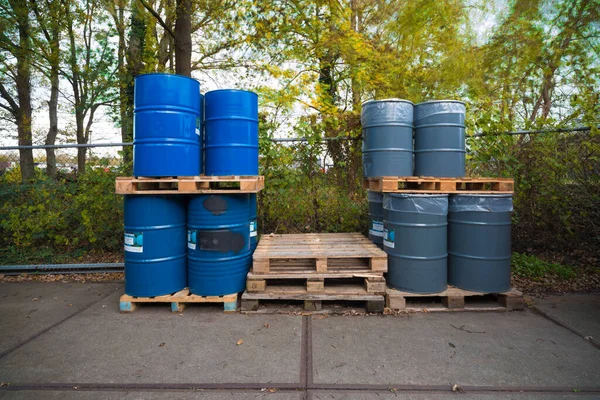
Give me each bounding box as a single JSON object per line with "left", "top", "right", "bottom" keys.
{"left": 512, "top": 252, "right": 575, "bottom": 280}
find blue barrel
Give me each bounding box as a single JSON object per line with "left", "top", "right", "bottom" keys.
{"left": 204, "top": 90, "right": 259, "bottom": 175}
{"left": 249, "top": 193, "right": 258, "bottom": 251}
{"left": 133, "top": 73, "right": 201, "bottom": 177}
{"left": 124, "top": 195, "right": 187, "bottom": 297}
{"left": 361, "top": 99, "right": 413, "bottom": 177}
{"left": 367, "top": 191, "right": 384, "bottom": 249}
{"left": 187, "top": 194, "right": 252, "bottom": 296}
{"left": 448, "top": 194, "right": 513, "bottom": 292}
{"left": 383, "top": 194, "right": 448, "bottom": 293}
{"left": 414, "top": 100, "right": 466, "bottom": 177}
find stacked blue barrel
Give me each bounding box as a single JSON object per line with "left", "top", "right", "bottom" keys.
{"left": 122, "top": 73, "right": 260, "bottom": 299}
{"left": 362, "top": 98, "right": 513, "bottom": 294}
{"left": 189, "top": 89, "right": 259, "bottom": 296}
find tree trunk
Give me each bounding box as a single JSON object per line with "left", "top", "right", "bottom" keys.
{"left": 13, "top": 0, "right": 34, "bottom": 181}
{"left": 174, "top": 0, "right": 192, "bottom": 76}
{"left": 76, "top": 114, "right": 86, "bottom": 173}
{"left": 350, "top": 0, "right": 362, "bottom": 109}
{"left": 125, "top": 0, "right": 146, "bottom": 170}
{"left": 45, "top": 22, "right": 60, "bottom": 178}
{"left": 45, "top": 66, "right": 59, "bottom": 178}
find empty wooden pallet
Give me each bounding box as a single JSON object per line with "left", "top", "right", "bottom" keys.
{"left": 252, "top": 233, "right": 387, "bottom": 274}
{"left": 241, "top": 283, "right": 385, "bottom": 313}
{"left": 246, "top": 272, "right": 386, "bottom": 294}
{"left": 363, "top": 176, "right": 514, "bottom": 193}
{"left": 385, "top": 287, "right": 523, "bottom": 312}
{"left": 115, "top": 175, "right": 264, "bottom": 194}
{"left": 119, "top": 288, "right": 238, "bottom": 313}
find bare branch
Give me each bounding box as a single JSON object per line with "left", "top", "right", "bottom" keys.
{"left": 0, "top": 81, "right": 18, "bottom": 114}
{"left": 139, "top": 0, "right": 175, "bottom": 40}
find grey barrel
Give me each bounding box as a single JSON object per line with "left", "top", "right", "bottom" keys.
{"left": 414, "top": 101, "right": 466, "bottom": 177}
{"left": 448, "top": 194, "right": 513, "bottom": 292}
{"left": 362, "top": 99, "right": 414, "bottom": 177}
{"left": 367, "top": 191, "right": 384, "bottom": 249}
{"left": 383, "top": 194, "right": 448, "bottom": 293}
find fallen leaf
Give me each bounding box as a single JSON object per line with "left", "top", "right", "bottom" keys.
{"left": 451, "top": 384, "right": 464, "bottom": 393}
{"left": 159, "top": 342, "right": 165, "bottom": 347}
{"left": 0, "top": 382, "right": 10, "bottom": 387}
{"left": 32, "top": 298, "right": 39, "bottom": 301}
{"left": 236, "top": 339, "right": 243, "bottom": 346}
{"left": 68, "top": 304, "right": 73, "bottom": 307}
{"left": 264, "top": 323, "right": 270, "bottom": 328}
{"left": 448, "top": 342, "right": 456, "bottom": 348}
{"left": 268, "top": 388, "right": 277, "bottom": 393}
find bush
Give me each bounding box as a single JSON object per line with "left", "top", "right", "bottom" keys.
{"left": 0, "top": 165, "right": 123, "bottom": 262}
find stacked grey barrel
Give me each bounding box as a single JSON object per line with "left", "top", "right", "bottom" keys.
{"left": 362, "top": 98, "right": 513, "bottom": 294}
{"left": 362, "top": 99, "right": 413, "bottom": 251}
{"left": 414, "top": 101, "right": 466, "bottom": 177}
{"left": 362, "top": 99, "right": 414, "bottom": 177}
{"left": 448, "top": 194, "right": 513, "bottom": 292}
{"left": 383, "top": 194, "right": 448, "bottom": 293}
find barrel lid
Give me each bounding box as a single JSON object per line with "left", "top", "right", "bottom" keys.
{"left": 361, "top": 98, "right": 414, "bottom": 106}
{"left": 135, "top": 72, "right": 200, "bottom": 84}
{"left": 415, "top": 100, "right": 466, "bottom": 106}
{"left": 206, "top": 89, "right": 258, "bottom": 97}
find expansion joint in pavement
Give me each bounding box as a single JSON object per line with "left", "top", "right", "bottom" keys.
{"left": 532, "top": 305, "right": 600, "bottom": 350}
{"left": 0, "top": 286, "right": 121, "bottom": 360}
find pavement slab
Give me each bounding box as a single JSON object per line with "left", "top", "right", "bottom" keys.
{"left": 309, "top": 391, "right": 599, "bottom": 400}
{"left": 0, "top": 290, "right": 302, "bottom": 385}
{"left": 0, "top": 283, "right": 122, "bottom": 355}
{"left": 311, "top": 312, "right": 600, "bottom": 387}
{"left": 0, "top": 390, "right": 303, "bottom": 400}
{"left": 534, "top": 294, "right": 600, "bottom": 341}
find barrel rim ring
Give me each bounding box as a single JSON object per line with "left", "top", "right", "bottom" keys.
{"left": 386, "top": 193, "right": 449, "bottom": 198}
{"left": 414, "top": 100, "right": 466, "bottom": 106}
{"left": 361, "top": 98, "right": 414, "bottom": 106}
{"left": 450, "top": 193, "right": 513, "bottom": 198}
{"left": 205, "top": 88, "right": 258, "bottom": 97}
{"left": 134, "top": 72, "right": 200, "bottom": 84}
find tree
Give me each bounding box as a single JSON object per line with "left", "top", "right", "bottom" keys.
{"left": 62, "top": 0, "right": 118, "bottom": 173}
{"left": 30, "top": 0, "right": 62, "bottom": 178}
{"left": 0, "top": 0, "right": 35, "bottom": 181}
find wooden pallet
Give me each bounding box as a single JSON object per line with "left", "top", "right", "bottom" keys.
{"left": 115, "top": 175, "right": 264, "bottom": 194}
{"left": 252, "top": 233, "right": 387, "bottom": 274}
{"left": 119, "top": 288, "right": 238, "bottom": 313}
{"left": 385, "top": 287, "right": 523, "bottom": 312}
{"left": 363, "top": 176, "right": 514, "bottom": 193}
{"left": 246, "top": 273, "right": 386, "bottom": 294}
{"left": 241, "top": 285, "right": 385, "bottom": 313}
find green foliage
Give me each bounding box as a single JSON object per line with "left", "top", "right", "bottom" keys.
{"left": 512, "top": 252, "right": 575, "bottom": 280}
{"left": 0, "top": 166, "right": 123, "bottom": 258}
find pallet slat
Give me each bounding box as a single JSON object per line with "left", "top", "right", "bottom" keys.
{"left": 115, "top": 175, "right": 264, "bottom": 194}
{"left": 363, "top": 176, "right": 514, "bottom": 193}
{"left": 385, "top": 287, "right": 523, "bottom": 312}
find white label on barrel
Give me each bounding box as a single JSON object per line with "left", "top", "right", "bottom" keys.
{"left": 383, "top": 228, "right": 395, "bottom": 249}
{"left": 187, "top": 229, "right": 197, "bottom": 250}
{"left": 250, "top": 220, "right": 257, "bottom": 237}
{"left": 369, "top": 220, "right": 384, "bottom": 237}
{"left": 124, "top": 232, "right": 143, "bottom": 253}
{"left": 195, "top": 128, "right": 200, "bottom": 136}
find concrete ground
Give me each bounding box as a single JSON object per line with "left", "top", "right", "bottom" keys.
{"left": 0, "top": 283, "right": 598, "bottom": 400}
